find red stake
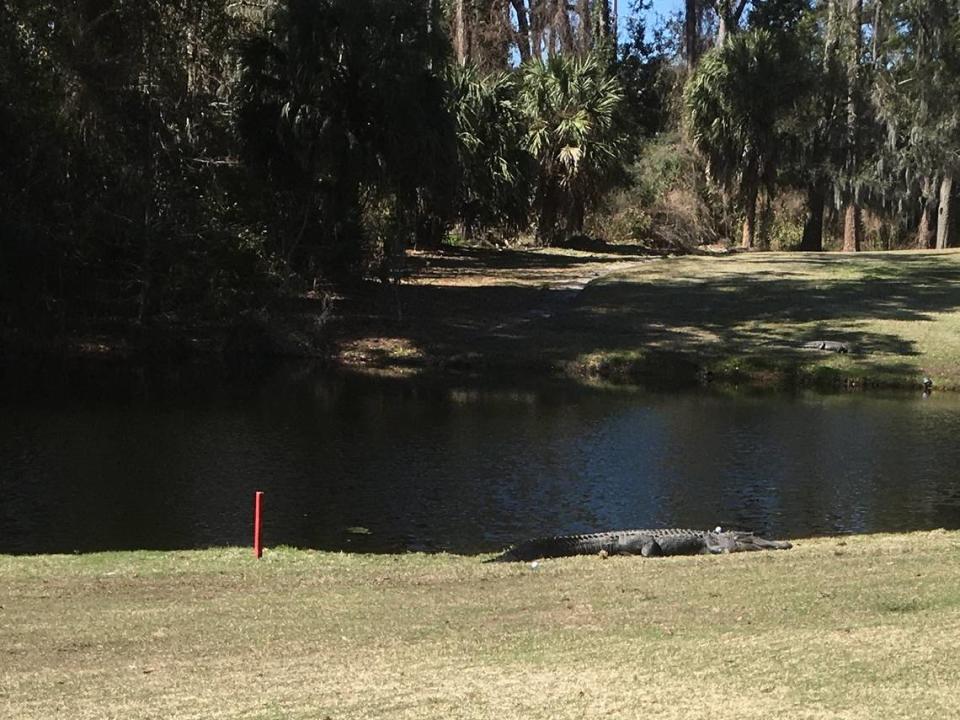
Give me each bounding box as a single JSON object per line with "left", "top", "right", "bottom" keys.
{"left": 253, "top": 491, "right": 264, "bottom": 559}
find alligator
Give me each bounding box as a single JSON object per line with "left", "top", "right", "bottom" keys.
{"left": 487, "top": 528, "right": 792, "bottom": 563}
{"left": 801, "top": 340, "right": 850, "bottom": 353}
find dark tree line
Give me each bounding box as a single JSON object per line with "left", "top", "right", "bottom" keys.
{"left": 1, "top": 0, "right": 658, "bottom": 331}
{"left": 682, "top": 0, "right": 960, "bottom": 251}
{"left": 2, "top": 0, "right": 958, "bottom": 335}
{"left": 1, "top": 1, "right": 253, "bottom": 326}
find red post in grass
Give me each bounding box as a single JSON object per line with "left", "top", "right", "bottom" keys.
{"left": 253, "top": 491, "right": 264, "bottom": 559}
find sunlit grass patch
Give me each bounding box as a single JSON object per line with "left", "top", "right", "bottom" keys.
{"left": 3, "top": 531, "right": 960, "bottom": 719}
{"left": 560, "top": 250, "right": 960, "bottom": 389}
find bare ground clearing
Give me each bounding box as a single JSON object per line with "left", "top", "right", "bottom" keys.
{"left": 326, "top": 245, "right": 652, "bottom": 374}
{"left": 328, "top": 248, "right": 960, "bottom": 390}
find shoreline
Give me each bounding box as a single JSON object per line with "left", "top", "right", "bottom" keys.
{"left": 4, "top": 530, "right": 959, "bottom": 719}
{"left": 4, "top": 247, "right": 959, "bottom": 394}
{"left": 0, "top": 526, "right": 953, "bottom": 559}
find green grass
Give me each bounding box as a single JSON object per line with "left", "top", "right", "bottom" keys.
{"left": 3, "top": 532, "right": 960, "bottom": 719}
{"left": 550, "top": 250, "right": 960, "bottom": 389}
{"left": 344, "top": 248, "right": 960, "bottom": 391}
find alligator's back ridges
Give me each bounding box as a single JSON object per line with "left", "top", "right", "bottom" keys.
{"left": 487, "top": 528, "right": 706, "bottom": 563}
{"left": 486, "top": 528, "right": 792, "bottom": 563}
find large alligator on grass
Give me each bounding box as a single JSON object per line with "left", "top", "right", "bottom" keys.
{"left": 487, "top": 528, "right": 792, "bottom": 563}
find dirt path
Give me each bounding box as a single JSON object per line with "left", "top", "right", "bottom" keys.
{"left": 482, "top": 258, "right": 645, "bottom": 337}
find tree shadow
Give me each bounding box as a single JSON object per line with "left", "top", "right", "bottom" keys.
{"left": 406, "top": 243, "right": 653, "bottom": 275}
{"left": 330, "top": 251, "right": 960, "bottom": 383}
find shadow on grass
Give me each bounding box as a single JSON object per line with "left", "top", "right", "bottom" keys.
{"left": 565, "top": 254, "right": 960, "bottom": 347}
{"left": 334, "top": 251, "right": 960, "bottom": 386}
{"left": 407, "top": 244, "right": 649, "bottom": 273}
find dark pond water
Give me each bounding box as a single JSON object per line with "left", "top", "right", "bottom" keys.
{"left": 2, "top": 361, "right": 960, "bottom": 555}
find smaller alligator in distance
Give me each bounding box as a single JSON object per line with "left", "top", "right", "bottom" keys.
{"left": 487, "top": 528, "right": 792, "bottom": 563}
{"left": 802, "top": 340, "right": 850, "bottom": 353}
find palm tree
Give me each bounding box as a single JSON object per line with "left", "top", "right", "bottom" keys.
{"left": 750, "top": 0, "right": 847, "bottom": 252}
{"left": 518, "top": 53, "right": 626, "bottom": 244}
{"left": 449, "top": 65, "right": 530, "bottom": 239}
{"left": 684, "top": 30, "right": 804, "bottom": 248}
{"left": 236, "top": 0, "right": 455, "bottom": 279}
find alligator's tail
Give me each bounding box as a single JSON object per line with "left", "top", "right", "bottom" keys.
{"left": 750, "top": 536, "right": 793, "bottom": 550}
{"left": 483, "top": 536, "right": 577, "bottom": 563}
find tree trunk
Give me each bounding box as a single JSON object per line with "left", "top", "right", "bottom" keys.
{"left": 841, "top": 0, "right": 862, "bottom": 253}
{"left": 845, "top": 0, "right": 863, "bottom": 118}
{"left": 577, "top": 0, "right": 591, "bottom": 53}
{"left": 741, "top": 188, "right": 757, "bottom": 249}
{"left": 917, "top": 202, "right": 934, "bottom": 248}
{"left": 186, "top": 5, "right": 203, "bottom": 96}
{"left": 842, "top": 202, "right": 861, "bottom": 252}
{"left": 556, "top": 0, "right": 575, "bottom": 53}
{"left": 685, "top": 0, "right": 699, "bottom": 70}
{"left": 596, "top": 0, "right": 611, "bottom": 38}
{"left": 530, "top": 0, "right": 545, "bottom": 57}
{"left": 917, "top": 177, "right": 937, "bottom": 249}
{"left": 454, "top": 0, "right": 468, "bottom": 64}
{"left": 758, "top": 192, "right": 773, "bottom": 249}
{"left": 937, "top": 174, "right": 953, "bottom": 249}
{"left": 715, "top": 0, "right": 746, "bottom": 47}
{"left": 800, "top": 183, "right": 825, "bottom": 251}
{"left": 567, "top": 195, "right": 586, "bottom": 240}
{"left": 138, "top": 201, "right": 153, "bottom": 323}
{"left": 825, "top": 0, "right": 839, "bottom": 68}
{"left": 717, "top": 14, "right": 729, "bottom": 47}
{"left": 536, "top": 176, "right": 559, "bottom": 246}
{"left": 138, "top": 111, "right": 156, "bottom": 323}
{"left": 511, "top": 0, "right": 532, "bottom": 62}
{"left": 871, "top": 0, "right": 884, "bottom": 63}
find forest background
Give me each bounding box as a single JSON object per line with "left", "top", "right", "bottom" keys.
{"left": 2, "top": 0, "right": 958, "bottom": 344}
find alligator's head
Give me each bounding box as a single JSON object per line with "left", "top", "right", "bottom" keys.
{"left": 706, "top": 531, "right": 792, "bottom": 553}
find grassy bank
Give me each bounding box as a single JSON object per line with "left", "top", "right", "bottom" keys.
{"left": 323, "top": 248, "right": 960, "bottom": 391}
{"left": 24, "top": 247, "right": 960, "bottom": 392}
{"left": 554, "top": 250, "right": 960, "bottom": 390}
{"left": 3, "top": 531, "right": 960, "bottom": 719}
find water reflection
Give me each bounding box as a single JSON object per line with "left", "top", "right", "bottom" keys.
{"left": 2, "top": 363, "right": 960, "bottom": 554}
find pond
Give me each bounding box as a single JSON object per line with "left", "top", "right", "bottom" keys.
{"left": 2, "top": 361, "right": 960, "bottom": 555}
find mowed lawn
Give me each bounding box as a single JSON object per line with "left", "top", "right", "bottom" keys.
{"left": 3, "top": 532, "right": 960, "bottom": 719}
{"left": 549, "top": 249, "right": 960, "bottom": 388}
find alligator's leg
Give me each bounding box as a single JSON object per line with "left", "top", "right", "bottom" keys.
{"left": 652, "top": 534, "right": 710, "bottom": 556}
{"left": 640, "top": 539, "right": 663, "bottom": 557}
{"left": 617, "top": 534, "right": 663, "bottom": 557}
{"left": 703, "top": 532, "right": 738, "bottom": 554}
{"left": 621, "top": 533, "right": 708, "bottom": 557}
